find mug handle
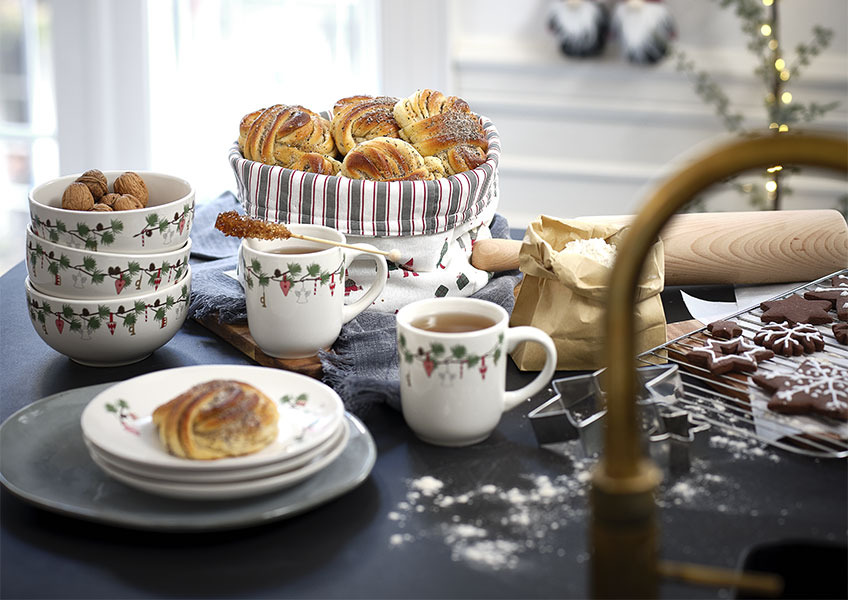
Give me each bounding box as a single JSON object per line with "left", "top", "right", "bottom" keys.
{"left": 236, "top": 242, "right": 245, "bottom": 288}
{"left": 502, "top": 326, "right": 557, "bottom": 412}
{"left": 341, "top": 244, "right": 388, "bottom": 323}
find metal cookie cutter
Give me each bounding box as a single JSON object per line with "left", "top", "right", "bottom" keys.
{"left": 646, "top": 408, "right": 711, "bottom": 477}
{"left": 528, "top": 364, "right": 710, "bottom": 475}
{"left": 527, "top": 368, "right": 607, "bottom": 457}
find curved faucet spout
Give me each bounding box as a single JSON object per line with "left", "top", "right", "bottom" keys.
{"left": 591, "top": 132, "right": 848, "bottom": 599}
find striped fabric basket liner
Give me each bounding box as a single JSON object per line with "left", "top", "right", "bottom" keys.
{"left": 229, "top": 118, "right": 502, "bottom": 312}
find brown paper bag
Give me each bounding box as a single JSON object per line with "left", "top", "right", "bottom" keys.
{"left": 509, "top": 215, "right": 667, "bottom": 371}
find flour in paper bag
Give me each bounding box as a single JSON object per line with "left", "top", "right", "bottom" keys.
{"left": 560, "top": 237, "right": 617, "bottom": 268}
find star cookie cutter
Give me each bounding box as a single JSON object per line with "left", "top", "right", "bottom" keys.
{"left": 528, "top": 364, "right": 710, "bottom": 475}
{"left": 647, "top": 408, "right": 711, "bottom": 477}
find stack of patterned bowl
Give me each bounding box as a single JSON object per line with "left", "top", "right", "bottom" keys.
{"left": 24, "top": 170, "right": 195, "bottom": 366}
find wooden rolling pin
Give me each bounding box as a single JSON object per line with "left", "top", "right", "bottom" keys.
{"left": 470, "top": 209, "right": 848, "bottom": 285}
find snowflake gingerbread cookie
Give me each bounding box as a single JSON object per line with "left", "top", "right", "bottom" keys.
{"left": 752, "top": 359, "right": 848, "bottom": 421}
{"left": 753, "top": 322, "right": 825, "bottom": 356}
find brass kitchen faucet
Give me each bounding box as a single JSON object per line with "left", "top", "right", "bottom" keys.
{"left": 592, "top": 131, "right": 848, "bottom": 598}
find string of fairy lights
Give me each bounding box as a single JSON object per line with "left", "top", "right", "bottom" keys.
{"left": 677, "top": 0, "right": 836, "bottom": 210}
{"left": 761, "top": 0, "right": 787, "bottom": 202}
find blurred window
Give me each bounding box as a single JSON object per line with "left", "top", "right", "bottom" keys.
{"left": 0, "top": 0, "right": 57, "bottom": 273}
{"left": 147, "top": 0, "right": 380, "bottom": 203}
{"left": 0, "top": 0, "right": 58, "bottom": 199}
{"left": 0, "top": 0, "right": 379, "bottom": 272}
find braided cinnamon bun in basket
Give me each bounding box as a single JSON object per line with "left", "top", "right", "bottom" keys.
{"left": 393, "top": 89, "right": 489, "bottom": 176}
{"left": 331, "top": 95, "right": 401, "bottom": 156}
{"left": 236, "top": 90, "right": 488, "bottom": 178}
{"left": 238, "top": 104, "right": 338, "bottom": 173}
{"left": 340, "top": 137, "right": 445, "bottom": 182}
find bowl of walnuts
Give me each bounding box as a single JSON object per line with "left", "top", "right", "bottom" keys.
{"left": 28, "top": 170, "right": 195, "bottom": 254}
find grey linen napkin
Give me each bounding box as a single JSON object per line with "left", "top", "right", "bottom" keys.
{"left": 187, "top": 192, "right": 522, "bottom": 415}
{"left": 187, "top": 192, "right": 249, "bottom": 322}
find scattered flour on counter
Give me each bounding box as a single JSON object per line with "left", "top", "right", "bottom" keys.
{"left": 389, "top": 533, "right": 414, "bottom": 547}
{"left": 667, "top": 480, "right": 699, "bottom": 502}
{"left": 662, "top": 472, "right": 727, "bottom": 507}
{"left": 655, "top": 457, "right": 758, "bottom": 515}
{"left": 454, "top": 540, "right": 521, "bottom": 570}
{"left": 560, "top": 238, "right": 616, "bottom": 268}
{"left": 391, "top": 429, "right": 785, "bottom": 569}
{"left": 388, "top": 466, "right": 594, "bottom": 571}
{"left": 411, "top": 475, "right": 444, "bottom": 496}
{"left": 709, "top": 432, "right": 781, "bottom": 463}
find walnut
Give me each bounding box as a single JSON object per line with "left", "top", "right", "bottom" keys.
{"left": 100, "top": 193, "right": 121, "bottom": 207}
{"left": 90, "top": 203, "right": 114, "bottom": 212}
{"left": 75, "top": 169, "right": 108, "bottom": 201}
{"left": 113, "top": 194, "right": 143, "bottom": 211}
{"left": 114, "top": 172, "right": 148, "bottom": 207}
{"left": 62, "top": 183, "right": 95, "bottom": 211}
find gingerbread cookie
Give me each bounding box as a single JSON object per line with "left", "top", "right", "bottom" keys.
{"left": 686, "top": 335, "right": 774, "bottom": 375}
{"left": 833, "top": 322, "right": 848, "bottom": 345}
{"left": 804, "top": 275, "right": 848, "bottom": 322}
{"left": 753, "top": 321, "right": 825, "bottom": 356}
{"left": 706, "top": 320, "right": 742, "bottom": 340}
{"left": 760, "top": 294, "right": 833, "bottom": 325}
{"left": 803, "top": 274, "right": 848, "bottom": 306}
{"left": 752, "top": 360, "right": 848, "bottom": 421}
{"left": 751, "top": 369, "right": 792, "bottom": 395}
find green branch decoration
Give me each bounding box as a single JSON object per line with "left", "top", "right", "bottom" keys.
{"left": 280, "top": 393, "right": 309, "bottom": 407}
{"left": 105, "top": 399, "right": 140, "bottom": 435}
{"left": 674, "top": 0, "right": 839, "bottom": 212}
{"left": 674, "top": 51, "right": 744, "bottom": 132}
{"left": 30, "top": 201, "right": 193, "bottom": 251}
{"left": 399, "top": 332, "right": 505, "bottom": 380}
{"left": 27, "top": 240, "right": 186, "bottom": 294}
{"left": 27, "top": 283, "right": 189, "bottom": 338}
{"left": 242, "top": 256, "right": 343, "bottom": 304}
{"left": 31, "top": 215, "right": 123, "bottom": 251}
{"left": 132, "top": 203, "right": 193, "bottom": 248}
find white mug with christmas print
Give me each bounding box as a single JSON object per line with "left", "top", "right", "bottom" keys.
{"left": 240, "top": 224, "right": 387, "bottom": 358}
{"left": 396, "top": 297, "right": 557, "bottom": 447}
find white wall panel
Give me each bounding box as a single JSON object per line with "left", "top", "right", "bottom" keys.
{"left": 448, "top": 0, "right": 848, "bottom": 229}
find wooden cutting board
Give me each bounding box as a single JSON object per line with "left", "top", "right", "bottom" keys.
{"left": 195, "top": 315, "right": 324, "bottom": 379}
{"left": 666, "top": 319, "right": 704, "bottom": 340}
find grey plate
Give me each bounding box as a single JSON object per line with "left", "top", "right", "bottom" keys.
{"left": 0, "top": 383, "right": 376, "bottom": 532}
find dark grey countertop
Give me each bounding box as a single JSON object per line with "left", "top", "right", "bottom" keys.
{"left": 2, "top": 261, "right": 846, "bottom": 599}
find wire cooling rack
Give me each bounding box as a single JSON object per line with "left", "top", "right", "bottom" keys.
{"left": 636, "top": 269, "right": 848, "bottom": 459}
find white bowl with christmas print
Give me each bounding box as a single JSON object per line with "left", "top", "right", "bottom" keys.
{"left": 25, "top": 227, "right": 191, "bottom": 301}
{"left": 24, "top": 267, "right": 191, "bottom": 367}
{"left": 28, "top": 171, "right": 195, "bottom": 254}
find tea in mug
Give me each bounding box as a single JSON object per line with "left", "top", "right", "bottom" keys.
{"left": 410, "top": 312, "right": 498, "bottom": 333}
{"left": 267, "top": 246, "right": 324, "bottom": 255}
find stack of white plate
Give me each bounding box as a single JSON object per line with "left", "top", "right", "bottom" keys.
{"left": 80, "top": 365, "right": 348, "bottom": 500}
